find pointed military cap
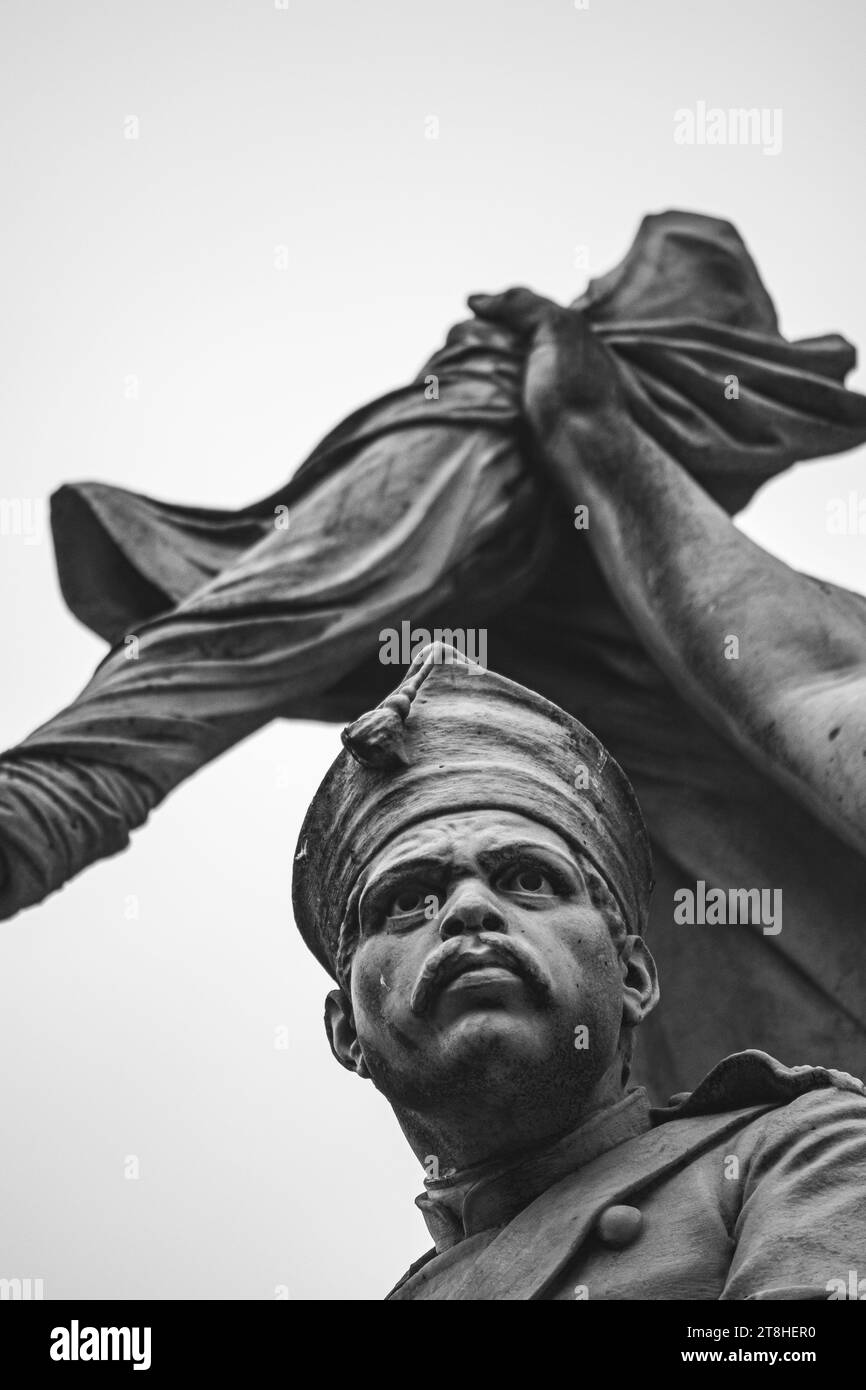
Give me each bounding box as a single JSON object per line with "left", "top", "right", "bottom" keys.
{"left": 292, "top": 643, "right": 653, "bottom": 980}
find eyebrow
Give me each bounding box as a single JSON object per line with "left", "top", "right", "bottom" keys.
{"left": 358, "top": 856, "right": 445, "bottom": 928}
{"left": 475, "top": 842, "right": 579, "bottom": 877}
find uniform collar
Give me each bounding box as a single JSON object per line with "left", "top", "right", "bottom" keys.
{"left": 415, "top": 1088, "right": 652, "bottom": 1252}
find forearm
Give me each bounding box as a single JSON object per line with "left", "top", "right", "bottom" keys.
{"left": 543, "top": 411, "right": 866, "bottom": 853}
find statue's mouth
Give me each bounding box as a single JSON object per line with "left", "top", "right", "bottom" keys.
{"left": 410, "top": 938, "right": 549, "bottom": 1017}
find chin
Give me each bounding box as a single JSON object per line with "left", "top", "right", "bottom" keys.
{"left": 440, "top": 1007, "right": 553, "bottom": 1064}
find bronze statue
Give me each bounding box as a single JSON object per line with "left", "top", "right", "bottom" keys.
{"left": 293, "top": 643, "right": 866, "bottom": 1300}
{"left": 3, "top": 209, "right": 866, "bottom": 1101}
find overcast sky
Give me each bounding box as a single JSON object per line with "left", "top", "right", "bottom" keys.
{"left": 1, "top": 0, "right": 865, "bottom": 1300}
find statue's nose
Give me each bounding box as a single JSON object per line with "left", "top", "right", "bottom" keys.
{"left": 439, "top": 883, "right": 506, "bottom": 939}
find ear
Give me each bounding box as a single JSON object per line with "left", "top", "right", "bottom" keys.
{"left": 619, "top": 935, "right": 659, "bottom": 1030}
{"left": 324, "top": 988, "right": 371, "bottom": 1079}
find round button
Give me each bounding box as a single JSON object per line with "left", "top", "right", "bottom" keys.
{"left": 596, "top": 1204, "right": 643, "bottom": 1248}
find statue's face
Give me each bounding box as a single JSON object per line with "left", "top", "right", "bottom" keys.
{"left": 341, "top": 809, "right": 634, "bottom": 1116}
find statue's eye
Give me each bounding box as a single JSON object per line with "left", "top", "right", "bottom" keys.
{"left": 501, "top": 866, "right": 555, "bottom": 896}
{"left": 387, "top": 888, "right": 428, "bottom": 918}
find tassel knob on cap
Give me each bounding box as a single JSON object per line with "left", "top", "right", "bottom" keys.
{"left": 340, "top": 645, "right": 441, "bottom": 769}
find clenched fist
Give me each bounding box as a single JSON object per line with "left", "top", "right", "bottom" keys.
{"left": 467, "top": 287, "right": 627, "bottom": 449}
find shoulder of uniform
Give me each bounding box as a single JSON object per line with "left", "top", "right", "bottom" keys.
{"left": 740, "top": 1078, "right": 866, "bottom": 1147}
{"left": 650, "top": 1048, "right": 866, "bottom": 1123}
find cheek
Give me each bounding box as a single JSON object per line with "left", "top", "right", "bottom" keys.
{"left": 530, "top": 908, "right": 618, "bottom": 987}
{"left": 349, "top": 933, "right": 426, "bottom": 1029}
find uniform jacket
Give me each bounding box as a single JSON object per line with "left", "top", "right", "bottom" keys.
{"left": 387, "top": 1051, "right": 866, "bottom": 1300}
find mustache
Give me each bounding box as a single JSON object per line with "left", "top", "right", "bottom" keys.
{"left": 409, "top": 934, "right": 551, "bottom": 1017}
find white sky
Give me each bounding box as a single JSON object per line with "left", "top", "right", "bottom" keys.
{"left": 1, "top": 0, "right": 865, "bottom": 1299}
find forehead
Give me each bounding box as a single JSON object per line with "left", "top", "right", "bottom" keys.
{"left": 366, "top": 810, "right": 574, "bottom": 879}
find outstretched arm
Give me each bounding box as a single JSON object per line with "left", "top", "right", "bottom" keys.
{"left": 470, "top": 288, "right": 866, "bottom": 858}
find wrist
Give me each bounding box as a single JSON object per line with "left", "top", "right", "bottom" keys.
{"left": 535, "top": 408, "right": 628, "bottom": 492}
